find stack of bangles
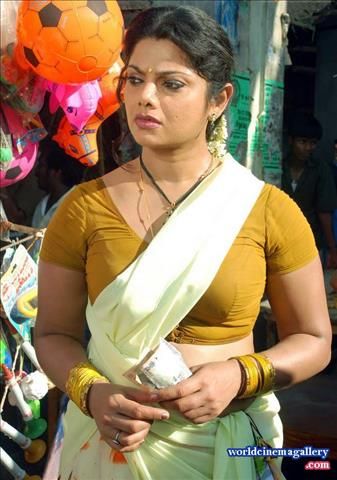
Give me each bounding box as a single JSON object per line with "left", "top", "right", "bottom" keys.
{"left": 65, "top": 354, "right": 275, "bottom": 416}
{"left": 65, "top": 361, "right": 109, "bottom": 416}
{"left": 230, "top": 353, "right": 276, "bottom": 398}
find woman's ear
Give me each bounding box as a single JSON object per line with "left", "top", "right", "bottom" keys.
{"left": 212, "top": 83, "right": 234, "bottom": 117}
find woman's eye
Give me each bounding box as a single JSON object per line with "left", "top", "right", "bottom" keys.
{"left": 126, "top": 75, "right": 143, "bottom": 85}
{"left": 163, "top": 80, "right": 185, "bottom": 90}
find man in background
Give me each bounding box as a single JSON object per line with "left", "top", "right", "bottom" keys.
{"left": 32, "top": 139, "right": 87, "bottom": 229}
{"left": 282, "top": 113, "right": 337, "bottom": 268}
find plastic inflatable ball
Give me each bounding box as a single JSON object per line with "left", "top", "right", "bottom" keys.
{"left": 53, "top": 58, "right": 122, "bottom": 166}
{"left": 0, "top": 103, "right": 38, "bottom": 187}
{"left": 15, "top": 0, "right": 124, "bottom": 84}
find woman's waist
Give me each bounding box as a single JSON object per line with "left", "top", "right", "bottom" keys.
{"left": 170, "top": 332, "right": 254, "bottom": 368}
{"left": 166, "top": 320, "right": 255, "bottom": 347}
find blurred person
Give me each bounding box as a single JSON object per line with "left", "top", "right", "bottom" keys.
{"left": 282, "top": 113, "right": 337, "bottom": 268}
{"left": 0, "top": 173, "right": 44, "bottom": 226}
{"left": 32, "top": 139, "right": 87, "bottom": 229}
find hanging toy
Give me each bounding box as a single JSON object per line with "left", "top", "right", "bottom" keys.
{"left": 3, "top": 317, "right": 43, "bottom": 372}
{"left": 1, "top": 245, "right": 39, "bottom": 343}
{"left": 44, "top": 79, "right": 102, "bottom": 132}
{"left": 0, "top": 322, "right": 13, "bottom": 370}
{"left": 7, "top": 372, "right": 49, "bottom": 437}
{"left": 20, "top": 371, "right": 49, "bottom": 401}
{"left": 0, "top": 1, "right": 46, "bottom": 114}
{"left": 14, "top": 286, "right": 38, "bottom": 325}
{"left": 53, "top": 57, "right": 122, "bottom": 166}
{"left": 0, "top": 110, "right": 13, "bottom": 172}
{"left": 24, "top": 399, "right": 47, "bottom": 440}
{"left": 14, "top": 0, "right": 124, "bottom": 84}
{"left": 0, "top": 447, "right": 41, "bottom": 480}
{"left": 0, "top": 417, "right": 46, "bottom": 463}
{"left": 0, "top": 103, "right": 39, "bottom": 187}
{"left": 1, "top": 44, "right": 46, "bottom": 114}
{"left": 2, "top": 364, "right": 33, "bottom": 421}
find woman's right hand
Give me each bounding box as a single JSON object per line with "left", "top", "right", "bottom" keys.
{"left": 87, "top": 381, "right": 169, "bottom": 452}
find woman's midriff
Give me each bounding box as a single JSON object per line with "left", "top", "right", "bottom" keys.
{"left": 170, "top": 333, "right": 256, "bottom": 415}
{"left": 171, "top": 332, "right": 254, "bottom": 368}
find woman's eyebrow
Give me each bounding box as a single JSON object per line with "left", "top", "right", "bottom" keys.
{"left": 127, "top": 64, "right": 192, "bottom": 76}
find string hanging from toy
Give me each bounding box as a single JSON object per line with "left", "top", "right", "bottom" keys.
{"left": 0, "top": 342, "right": 21, "bottom": 414}
{"left": 0, "top": 220, "right": 45, "bottom": 252}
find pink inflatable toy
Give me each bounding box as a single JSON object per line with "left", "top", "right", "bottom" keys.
{"left": 53, "top": 58, "right": 122, "bottom": 166}
{"left": 45, "top": 80, "right": 102, "bottom": 132}
{"left": 0, "top": 103, "right": 39, "bottom": 187}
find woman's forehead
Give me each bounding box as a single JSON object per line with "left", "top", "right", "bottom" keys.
{"left": 129, "top": 38, "right": 192, "bottom": 72}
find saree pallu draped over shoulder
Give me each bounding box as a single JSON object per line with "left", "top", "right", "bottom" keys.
{"left": 59, "top": 155, "right": 284, "bottom": 480}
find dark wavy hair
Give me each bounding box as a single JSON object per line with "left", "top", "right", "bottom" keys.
{"left": 117, "top": 6, "right": 234, "bottom": 103}
{"left": 288, "top": 113, "right": 323, "bottom": 141}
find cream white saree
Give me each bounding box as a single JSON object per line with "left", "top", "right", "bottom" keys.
{"left": 59, "top": 155, "right": 284, "bottom": 480}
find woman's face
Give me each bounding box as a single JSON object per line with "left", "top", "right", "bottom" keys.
{"left": 123, "top": 38, "right": 213, "bottom": 150}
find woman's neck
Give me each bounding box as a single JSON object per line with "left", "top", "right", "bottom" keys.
{"left": 141, "top": 144, "right": 212, "bottom": 183}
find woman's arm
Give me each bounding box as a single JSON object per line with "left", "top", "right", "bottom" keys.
{"left": 35, "top": 260, "right": 89, "bottom": 389}
{"left": 154, "top": 256, "right": 331, "bottom": 423}
{"left": 263, "top": 255, "right": 331, "bottom": 387}
{"left": 35, "top": 260, "right": 169, "bottom": 452}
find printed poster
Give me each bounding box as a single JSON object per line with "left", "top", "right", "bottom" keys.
{"left": 228, "top": 72, "right": 251, "bottom": 165}
{"left": 0, "top": 245, "right": 38, "bottom": 341}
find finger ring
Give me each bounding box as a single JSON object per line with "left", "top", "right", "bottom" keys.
{"left": 112, "top": 430, "right": 121, "bottom": 446}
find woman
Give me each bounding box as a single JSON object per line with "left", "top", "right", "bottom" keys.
{"left": 35, "top": 6, "right": 331, "bottom": 480}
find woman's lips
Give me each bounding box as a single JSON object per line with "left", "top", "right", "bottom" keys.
{"left": 135, "top": 115, "right": 161, "bottom": 129}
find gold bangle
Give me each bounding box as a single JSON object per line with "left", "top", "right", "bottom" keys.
{"left": 237, "top": 356, "right": 261, "bottom": 398}
{"left": 230, "top": 353, "right": 275, "bottom": 399}
{"left": 248, "top": 353, "right": 276, "bottom": 393}
{"left": 236, "top": 360, "right": 247, "bottom": 397}
{"left": 65, "top": 361, "right": 109, "bottom": 416}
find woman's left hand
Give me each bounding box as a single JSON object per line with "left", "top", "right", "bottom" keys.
{"left": 155, "top": 359, "right": 241, "bottom": 424}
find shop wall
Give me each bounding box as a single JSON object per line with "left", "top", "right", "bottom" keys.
{"left": 230, "top": 0, "right": 288, "bottom": 183}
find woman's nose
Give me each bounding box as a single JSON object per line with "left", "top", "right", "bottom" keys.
{"left": 139, "top": 82, "right": 157, "bottom": 106}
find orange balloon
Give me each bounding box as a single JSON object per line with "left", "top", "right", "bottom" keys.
{"left": 53, "top": 58, "right": 123, "bottom": 166}
{"left": 15, "top": 0, "right": 124, "bottom": 84}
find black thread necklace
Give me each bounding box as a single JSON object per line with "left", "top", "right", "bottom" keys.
{"left": 139, "top": 153, "right": 214, "bottom": 217}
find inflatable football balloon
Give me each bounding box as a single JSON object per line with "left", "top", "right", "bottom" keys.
{"left": 15, "top": 0, "right": 124, "bottom": 84}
